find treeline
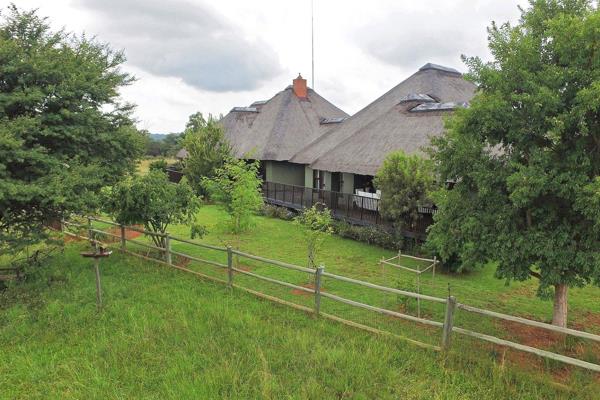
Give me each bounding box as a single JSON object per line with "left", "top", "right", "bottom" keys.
{"left": 143, "top": 133, "right": 182, "bottom": 157}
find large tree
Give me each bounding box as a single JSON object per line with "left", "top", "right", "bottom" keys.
{"left": 427, "top": 0, "right": 600, "bottom": 327}
{"left": 0, "top": 6, "right": 144, "bottom": 258}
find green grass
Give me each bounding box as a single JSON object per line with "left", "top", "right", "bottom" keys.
{"left": 4, "top": 206, "right": 599, "bottom": 398}
{"left": 161, "top": 206, "right": 600, "bottom": 327}
{"left": 87, "top": 206, "right": 600, "bottom": 356}
{"left": 1, "top": 244, "right": 597, "bottom": 399}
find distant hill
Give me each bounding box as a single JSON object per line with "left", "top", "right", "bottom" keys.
{"left": 149, "top": 133, "right": 168, "bottom": 141}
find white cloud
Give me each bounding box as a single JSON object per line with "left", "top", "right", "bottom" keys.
{"left": 75, "top": 0, "right": 282, "bottom": 92}
{"left": 2, "top": 0, "right": 527, "bottom": 132}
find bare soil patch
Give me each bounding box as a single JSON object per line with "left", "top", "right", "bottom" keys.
{"left": 291, "top": 283, "right": 320, "bottom": 296}
{"left": 106, "top": 225, "right": 143, "bottom": 241}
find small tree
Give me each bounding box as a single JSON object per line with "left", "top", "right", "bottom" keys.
{"left": 294, "top": 205, "right": 333, "bottom": 271}
{"left": 102, "top": 170, "right": 201, "bottom": 249}
{"left": 374, "top": 151, "right": 436, "bottom": 232}
{"left": 203, "top": 158, "right": 263, "bottom": 233}
{"left": 182, "top": 112, "right": 232, "bottom": 195}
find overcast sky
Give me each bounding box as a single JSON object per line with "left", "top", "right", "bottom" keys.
{"left": 6, "top": 0, "right": 528, "bottom": 133}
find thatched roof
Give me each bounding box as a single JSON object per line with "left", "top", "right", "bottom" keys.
{"left": 221, "top": 80, "right": 348, "bottom": 161}
{"left": 291, "top": 63, "right": 477, "bottom": 175}
{"left": 176, "top": 148, "right": 188, "bottom": 159}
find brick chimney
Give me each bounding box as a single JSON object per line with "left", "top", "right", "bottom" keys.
{"left": 293, "top": 74, "right": 308, "bottom": 98}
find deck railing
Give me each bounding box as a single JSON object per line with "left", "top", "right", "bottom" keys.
{"left": 262, "top": 181, "right": 434, "bottom": 238}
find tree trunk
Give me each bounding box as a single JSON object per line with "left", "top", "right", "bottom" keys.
{"left": 552, "top": 283, "right": 568, "bottom": 328}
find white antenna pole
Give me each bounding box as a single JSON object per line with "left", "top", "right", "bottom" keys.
{"left": 311, "top": 0, "right": 315, "bottom": 90}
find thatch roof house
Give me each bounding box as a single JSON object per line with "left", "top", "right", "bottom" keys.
{"left": 179, "top": 64, "right": 475, "bottom": 200}
{"left": 221, "top": 74, "right": 348, "bottom": 186}
{"left": 290, "top": 63, "right": 476, "bottom": 194}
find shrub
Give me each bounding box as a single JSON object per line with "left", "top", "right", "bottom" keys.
{"left": 260, "top": 204, "right": 295, "bottom": 220}
{"left": 149, "top": 159, "right": 168, "bottom": 171}
{"left": 333, "top": 221, "right": 402, "bottom": 250}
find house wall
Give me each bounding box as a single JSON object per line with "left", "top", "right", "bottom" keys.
{"left": 322, "top": 171, "right": 332, "bottom": 191}
{"left": 304, "top": 166, "right": 313, "bottom": 188}
{"left": 265, "top": 161, "right": 305, "bottom": 186}
{"left": 341, "top": 173, "right": 354, "bottom": 194}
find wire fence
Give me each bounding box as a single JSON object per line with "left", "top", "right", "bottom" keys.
{"left": 62, "top": 216, "right": 600, "bottom": 374}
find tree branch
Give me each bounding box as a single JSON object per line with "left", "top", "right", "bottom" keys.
{"left": 528, "top": 270, "right": 541, "bottom": 280}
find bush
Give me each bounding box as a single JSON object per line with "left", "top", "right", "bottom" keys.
{"left": 333, "top": 221, "right": 403, "bottom": 250}
{"left": 260, "top": 204, "right": 295, "bottom": 220}
{"left": 149, "top": 159, "right": 168, "bottom": 171}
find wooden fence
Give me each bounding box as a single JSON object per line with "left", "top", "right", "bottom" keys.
{"left": 61, "top": 216, "right": 600, "bottom": 374}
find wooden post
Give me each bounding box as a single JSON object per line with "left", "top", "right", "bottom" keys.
{"left": 442, "top": 295, "right": 457, "bottom": 352}
{"left": 87, "top": 217, "right": 96, "bottom": 249}
{"left": 360, "top": 196, "right": 364, "bottom": 221}
{"left": 165, "top": 233, "right": 172, "bottom": 265}
{"left": 227, "top": 246, "right": 233, "bottom": 288}
{"left": 60, "top": 218, "right": 65, "bottom": 233}
{"left": 417, "top": 271, "right": 421, "bottom": 318}
{"left": 120, "top": 224, "right": 126, "bottom": 251}
{"left": 432, "top": 256, "right": 437, "bottom": 283}
{"left": 93, "top": 258, "right": 102, "bottom": 310}
{"left": 314, "top": 265, "right": 324, "bottom": 315}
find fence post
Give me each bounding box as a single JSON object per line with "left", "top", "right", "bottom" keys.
{"left": 314, "top": 265, "right": 324, "bottom": 315}
{"left": 93, "top": 258, "right": 102, "bottom": 310}
{"left": 60, "top": 217, "right": 65, "bottom": 233}
{"left": 120, "top": 224, "right": 126, "bottom": 251}
{"left": 165, "top": 233, "right": 172, "bottom": 265}
{"left": 227, "top": 246, "right": 233, "bottom": 288}
{"left": 442, "top": 295, "right": 457, "bottom": 352}
{"left": 417, "top": 271, "right": 421, "bottom": 318}
{"left": 87, "top": 217, "right": 96, "bottom": 249}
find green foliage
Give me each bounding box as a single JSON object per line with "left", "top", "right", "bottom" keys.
{"left": 203, "top": 158, "right": 263, "bottom": 233}
{"left": 294, "top": 205, "right": 333, "bottom": 269}
{"left": 148, "top": 159, "right": 168, "bottom": 172}
{"left": 0, "top": 5, "right": 144, "bottom": 259}
{"left": 426, "top": 1, "right": 600, "bottom": 313}
{"left": 144, "top": 133, "right": 181, "bottom": 157}
{"left": 374, "top": 151, "right": 436, "bottom": 232}
{"left": 102, "top": 170, "right": 202, "bottom": 247}
{"left": 333, "top": 221, "right": 403, "bottom": 250}
{"left": 182, "top": 112, "right": 232, "bottom": 196}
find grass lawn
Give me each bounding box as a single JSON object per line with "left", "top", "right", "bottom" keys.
{"left": 72, "top": 206, "right": 599, "bottom": 388}
{"left": 1, "top": 244, "right": 598, "bottom": 399}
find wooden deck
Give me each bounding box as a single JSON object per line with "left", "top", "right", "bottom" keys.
{"left": 262, "top": 182, "right": 432, "bottom": 239}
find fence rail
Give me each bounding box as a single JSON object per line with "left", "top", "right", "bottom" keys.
{"left": 62, "top": 216, "right": 600, "bottom": 374}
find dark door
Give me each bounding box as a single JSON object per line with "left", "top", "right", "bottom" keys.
{"left": 331, "top": 172, "right": 341, "bottom": 192}
{"left": 330, "top": 172, "right": 341, "bottom": 210}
